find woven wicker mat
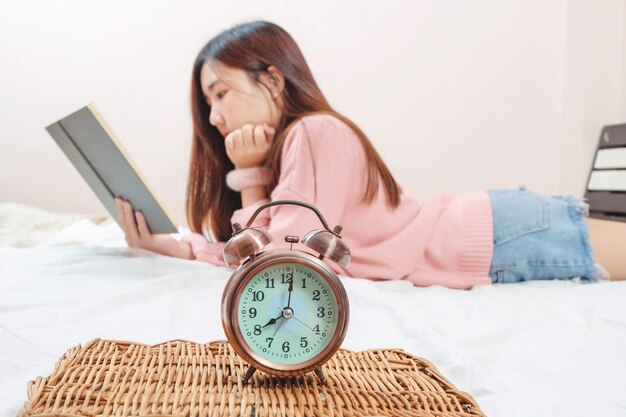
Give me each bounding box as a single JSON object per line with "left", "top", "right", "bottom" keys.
{"left": 18, "top": 339, "right": 485, "bottom": 417}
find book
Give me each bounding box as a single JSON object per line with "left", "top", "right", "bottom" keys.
{"left": 585, "top": 123, "right": 626, "bottom": 222}
{"left": 46, "top": 104, "right": 178, "bottom": 234}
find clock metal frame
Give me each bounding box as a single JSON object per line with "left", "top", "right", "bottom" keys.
{"left": 221, "top": 249, "right": 350, "bottom": 378}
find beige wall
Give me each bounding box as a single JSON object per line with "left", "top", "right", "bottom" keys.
{"left": 1, "top": 0, "right": 625, "bottom": 227}
{"left": 558, "top": 0, "right": 625, "bottom": 197}
{"left": 623, "top": 0, "right": 626, "bottom": 120}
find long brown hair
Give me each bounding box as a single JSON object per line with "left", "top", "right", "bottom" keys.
{"left": 188, "top": 21, "right": 401, "bottom": 241}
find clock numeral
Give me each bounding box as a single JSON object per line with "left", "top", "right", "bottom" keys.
{"left": 301, "top": 278, "right": 307, "bottom": 288}
{"left": 317, "top": 307, "right": 325, "bottom": 318}
{"left": 265, "top": 278, "right": 275, "bottom": 289}
{"left": 254, "top": 325, "right": 261, "bottom": 335}
{"left": 266, "top": 337, "right": 274, "bottom": 348}
{"left": 282, "top": 341, "right": 290, "bottom": 352}
{"left": 281, "top": 272, "right": 293, "bottom": 284}
{"left": 312, "top": 290, "right": 320, "bottom": 301}
{"left": 300, "top": 337, "right": 308, "bottom": 348}
{"left": 313, "top": 325, "right": 320, "bottom": 334}
{"left": 249, "top": 307, "right": 257, "bottom": 318}
{"left": 252, "top": 291, "right": 265, "bottom": 302}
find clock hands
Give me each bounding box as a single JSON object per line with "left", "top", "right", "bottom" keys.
{"left": 271, "top": 317, "right": 285, "bottom": 339}
{"left": 287, "top": 278, "right": 293, "bottom": 308}
{"left": 259, "top": 275, "right": 296, "bottom": 330}
{"left": 291, "top": 315, "right": 316, "bottom": 332}
{"left": 262, "top": 313, "right": 284, "bottom": 328}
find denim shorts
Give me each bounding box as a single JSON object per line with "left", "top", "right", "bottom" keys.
{"left": 488, "top": 186, "right": 604, "bottom": 284}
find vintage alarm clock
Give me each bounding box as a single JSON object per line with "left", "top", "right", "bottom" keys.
{"left": 221, "top": 200, "right": 350, "bottom": 384}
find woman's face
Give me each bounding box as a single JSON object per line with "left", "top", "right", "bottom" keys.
{"left": 200, "top": 61, "right": 283, "bottom": 138}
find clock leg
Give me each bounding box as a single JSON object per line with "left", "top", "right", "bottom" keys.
{"left": 314, "top": 368, "right": 327, "bottom": 385}
{"left": 242, "top": 366, "right": 257, "bottom": 385}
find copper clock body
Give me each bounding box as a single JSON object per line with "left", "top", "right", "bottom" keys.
{"left": 221, "top": 250, "right": 349, "bottom": 377}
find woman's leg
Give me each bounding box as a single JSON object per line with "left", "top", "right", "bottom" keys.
{"left": 586, "top": 217, "right": 626, "bottom": 280}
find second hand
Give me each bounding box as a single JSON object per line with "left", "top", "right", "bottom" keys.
{"left": 271, "top": 318, "right": 286, "bottom": 339}
{"left": 291, "top": 316, "right": 315, "bottom": 331}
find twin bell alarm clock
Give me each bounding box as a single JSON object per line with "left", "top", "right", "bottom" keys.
{"left": 221, "top": 200, "right": 350, "bottom": 384}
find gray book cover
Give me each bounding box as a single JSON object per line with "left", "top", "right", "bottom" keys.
{"left": 46, "top": 104, "right": 178, "bottom": 234}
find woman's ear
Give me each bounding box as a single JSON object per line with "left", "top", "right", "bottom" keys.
{"left": 262, "top": 65, "right": 285, "bottom": 99}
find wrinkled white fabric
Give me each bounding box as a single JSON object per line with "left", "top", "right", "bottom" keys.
{"left": 1, "top": 213, "right": 626, "bottom": 417}
{"left": 0, "top": 203, "right": 107, "bottom": 247}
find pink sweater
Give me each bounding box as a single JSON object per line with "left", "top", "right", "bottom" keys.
{"left": 182, "top": 114, "right": 494, "bottom": 289}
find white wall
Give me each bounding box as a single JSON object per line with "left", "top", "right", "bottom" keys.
{"left": 558, "top": 0, "right": 625, "bottom": 196}
{"left": 1, "top": 0, "right": 624, "bottom": 227}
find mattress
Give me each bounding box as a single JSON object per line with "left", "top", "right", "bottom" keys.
{"left": 1, "top": 204, "right": 625, "bottom": 417}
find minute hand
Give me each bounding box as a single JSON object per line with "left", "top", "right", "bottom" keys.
{"left": 287, "top": 279, "right": 293, "bottom": 308}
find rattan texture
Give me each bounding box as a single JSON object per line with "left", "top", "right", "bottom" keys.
{"left": 19, "top": 339, "right": 485, "bottom": 417}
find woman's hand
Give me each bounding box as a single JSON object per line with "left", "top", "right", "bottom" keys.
{"left": 225, "top": 123, "right": 275, "bottom": 168}
{"left": 115, "top": 197, "right": 193, "bottom": 259}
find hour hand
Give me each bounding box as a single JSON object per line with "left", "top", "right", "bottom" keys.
{"left": 262, "top": 314, "right": 283, "bottom": 328}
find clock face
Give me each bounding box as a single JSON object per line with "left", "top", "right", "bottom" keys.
{"left": 235, "top": 262, "right": 339, "bottom": 366}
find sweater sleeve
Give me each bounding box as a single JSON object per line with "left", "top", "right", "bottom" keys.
{"left": 231, "top": 198, "right": 271, "bottom": 228}
{"left": 180, "top": 233, "right": 226, "bottom": 266}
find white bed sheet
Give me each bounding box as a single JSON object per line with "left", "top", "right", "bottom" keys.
{"left": 1, "top": 215, "right": 626, "bottom": 417}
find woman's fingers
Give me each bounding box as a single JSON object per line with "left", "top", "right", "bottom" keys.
{"left": 224, "top": 124, "right": 275, "bottom": 168}
{"left": 118, "top": 198, "right": 140, "bottom": 245}
{"left": 135, "top": 211, "right": 151, "bottom": 240}
{"left": 116, "top": 197, "right": 168, "bottom": 255}
{"left": 225, "top": 130, "right": 241, "bottom": 150}
{"left": 115, "top": 197, "right": 131, "bottom": 236}
{"left": 116, "top": 198, "right": 154, "bottom": 249}
{"left": 225, "top": 129, "right": 242, "bottom": 165}
{"left": 224, "top": 134, "right": 233, "bottom": 151}
{"left": 241, "top": 124, "right": 255, "bottom": 147}
{"left": 115, "top": 197, "right": 125, "bottom": 222}
{"left": 225, "top": 131, "right": 234, "bottom": 149}
{"left": 254, "top": 124, "right": 267, "bottom": 147}
{"left": 224, "top": 132, "right": 236, "bottom": 162}
{"left": 262, "top": 123, "right": 276, "bottom": 143}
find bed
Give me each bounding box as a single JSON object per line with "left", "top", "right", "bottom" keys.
{"left": 1, "top": 203, "right": 626, "bottom": 417}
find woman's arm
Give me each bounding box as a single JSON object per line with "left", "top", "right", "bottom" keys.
{"left": 241, "top": 185, "right": 267, "bottom": 208}
{"left": 224, "top": 124, "right": 274, "bottom": 208}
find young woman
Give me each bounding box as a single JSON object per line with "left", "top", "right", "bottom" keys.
{"left": 116, "top": 21, "right": 626, "bottom": 289}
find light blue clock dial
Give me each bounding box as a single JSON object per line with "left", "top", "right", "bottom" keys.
{"left": 237, "top": 262, "right": 339, "bottom": 365}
